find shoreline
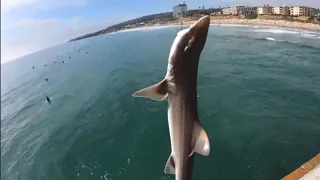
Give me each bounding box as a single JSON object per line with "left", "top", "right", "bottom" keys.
{"left": 210, "top": 19, "right": 320, "bottom": 32}
{"left": 69, "top": 13, "right": 320, "bottom": 42}
{"left": 115, "top": 18, "right": 320, "bottom": 34}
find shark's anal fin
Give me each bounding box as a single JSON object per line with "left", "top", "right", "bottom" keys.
{"left": 132, "top": 79, "right": 168, "bottom": 101}
{"left": 189, "top": 121, "right": 210, "bottom": 157}
{"left": 164, "top": 154, "right": 175, "bottom": 174}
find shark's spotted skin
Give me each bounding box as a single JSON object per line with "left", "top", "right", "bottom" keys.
{"left": 133, "top": 16, "right": 211, "bottom": 180}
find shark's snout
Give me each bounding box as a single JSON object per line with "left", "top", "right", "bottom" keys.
{"left": 189, "top": 15, "right": 210, "bottom": 36}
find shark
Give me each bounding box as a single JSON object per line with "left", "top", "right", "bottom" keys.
{"left": 132, "top": 15, "right": 211, "bottom": 180}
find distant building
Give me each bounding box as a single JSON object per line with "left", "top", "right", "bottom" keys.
{"left": 125, "top": 25, "right": 130, "bottom": 28}
{"left": 222, "top": 6, "right": 257, "bottom": 15}
{"left": 314, "top": 8, "right": 320, "bottom": 16}
{"left": 222, "top": 7, "right": 232, "bottom": 15}
{"left": 257, "top": 5, "right": 273, "bottom": 14}
{"left": 272, "top": 5, "right": 290, "bottom": 15}
{"left": 211, "top": 12, "right": 222, "bottom": 15}
{"left": 173, "top": 2, "right": 187, "bottom": 18}
{"left": 238, "top": 6, "right": 257, "bottom": 14}
{"left": 290, "top": 6, "right": 316, "bottom": 16}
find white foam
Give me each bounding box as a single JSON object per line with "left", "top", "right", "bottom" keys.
{"left": 265, "top": 37, "right": 276, "bottom": 41}
{"left": 301, "top": 33, "right": 316, "bottom": 37}
{"left": 265, "top": 37, "right": 283, "bottom": 41}
{"left": 216, "top": 24, "right": 252, "bottom": 27}
{"left": 254, "top": 28, "right": 299, "bottom": 34}
{"left": 300, "top": 32, "right": 320, "bottom": 39}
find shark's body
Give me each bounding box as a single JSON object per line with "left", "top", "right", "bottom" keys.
{"left": 133, "top": 16, "right": 211, "bottom": 180}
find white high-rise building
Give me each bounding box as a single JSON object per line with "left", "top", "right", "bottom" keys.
{"left": 173, "top": 2, "right": 187, "bottom": 18}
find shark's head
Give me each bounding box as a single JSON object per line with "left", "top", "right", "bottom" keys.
{"left": 168, "top": 15, "right": 210, "bottom": 68}
{"left": 133, "top": 16, "right": 210, "bottom": 101}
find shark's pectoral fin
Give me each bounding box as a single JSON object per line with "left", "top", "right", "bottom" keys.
{"left": 132, "top": 79, "right": 168, "bottom": 101}
{"left": 189, "top": 121, "right": 210, "bottom": 157}
{"left": 164, "top": 154, "right": 175, "bottom": 174}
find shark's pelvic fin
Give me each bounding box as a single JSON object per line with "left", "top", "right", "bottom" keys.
{"left": 164, "top": 154, "right": 175, "bottom": 174}
{"left": 132, "top": 79, "right": 168, "bottom": 101}
{"left": 189, "top": 121, "right": 210, "bottom": 157}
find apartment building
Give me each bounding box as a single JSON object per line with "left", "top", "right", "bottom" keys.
{"left": 272, "top": 6, "right": 290, "bottom": 15}
{"left": 222, "top": 7, "right": 232, "bottom": 15}
{"left": 257, "top": 5, "right": 273, "bottom": 14}
{"left": 223, "top": 6, "right": 257, "bottom": 15}
{"left": 239, "top": 6, "right": 257, "bottom": 14}
{"left": 290, "top": 6, "right": 316, "bottom": 16}
{"left": 314, "top": 8, "right": 320, "bottom": 16}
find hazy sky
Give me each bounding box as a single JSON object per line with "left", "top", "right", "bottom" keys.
{"left": 1, "top": 0, "right": 320, "bottom": 63}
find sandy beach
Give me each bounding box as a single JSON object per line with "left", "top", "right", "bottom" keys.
{"left": 212, "top": 19, "right": 320, "bottom": 32}
{"left": 141, "top": 18, "right": 320, "bottom": 32}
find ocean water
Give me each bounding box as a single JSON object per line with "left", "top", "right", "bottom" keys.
{"left": 1, "top": 25, "right": 320, "bottom": 180}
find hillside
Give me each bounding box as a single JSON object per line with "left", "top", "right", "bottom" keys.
{"left": 68, "top": 12, "right": 174, "bottom": 42}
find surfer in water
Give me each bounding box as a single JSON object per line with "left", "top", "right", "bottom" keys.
{"left": 46, "top": 96, "right": 51, "bottom": 104}
{"left": 45, "top": 78, "right": 48, "bottom": 82}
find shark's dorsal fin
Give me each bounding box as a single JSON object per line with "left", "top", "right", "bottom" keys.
{"left": 189, "top": 121, "right": 210, "bottom": 157}
{"left": 132, "top": 79, "right": 168, "bottom": 101}
{"left": 164, "top": 154, "right": 175, "bottom": 174}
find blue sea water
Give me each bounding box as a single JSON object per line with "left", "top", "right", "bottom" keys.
{"left": 1, "top": 25, "right": 320, "bottom": 180}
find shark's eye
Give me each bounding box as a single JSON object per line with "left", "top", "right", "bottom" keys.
{"left": 185, "top": 39, "right": 189, "bottom": 46}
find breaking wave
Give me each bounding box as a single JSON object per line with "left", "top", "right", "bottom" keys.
{"left": 214, "top": 34, "right": 319, "bottom": 50}
{"left": 253, "top": 28, "right": 299, "bottom": 34}
{"left": 299, "top": 32, "right": 320, "bottom": 39}
{"left": 252, "top": 28, "right": 320, "bottom": 39}
{"left": 215, "top": 24, "right": 253, "bottom": 27}
{"left": 264, "top": 37, "right": 284, "bottom": 41}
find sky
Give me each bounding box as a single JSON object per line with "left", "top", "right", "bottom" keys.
{"left": 1, "top": 0, "right": 320, "bottom": 64}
